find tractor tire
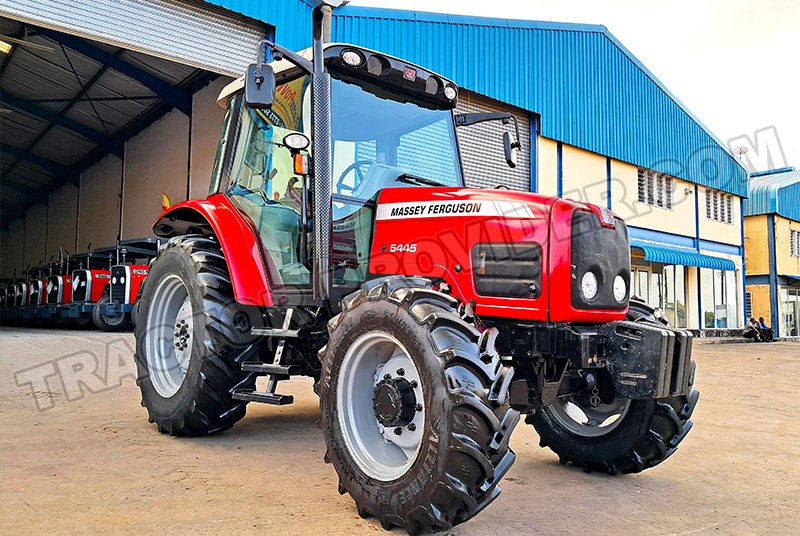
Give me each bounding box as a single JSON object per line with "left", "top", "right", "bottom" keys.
{"left": 317, "top": 276, "right": 519, "bottom": 535}
{"left": 92, "top": 296, "right": 131, "bottom": 332}
{"left": 130, "top": 300, "right": 139, "bottom": 328}
{"left": 528, "top": 301, "right": 699, "bottom": 475}
{"left": 134, "top": 235, "right": 264, "bottom": 436}
{"left": 63, "top": 312, "right": 93, "bottom": 329}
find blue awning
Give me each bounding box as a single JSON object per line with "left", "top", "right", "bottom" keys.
{"left": 630, "top": 240, "right": 737, "bottom": 271}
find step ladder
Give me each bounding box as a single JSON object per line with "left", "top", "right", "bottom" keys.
{"left": 232, "top": 308, "right": 298, "bottom": 405}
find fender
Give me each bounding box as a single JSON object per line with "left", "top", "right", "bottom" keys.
{"left": 152, "top": 194, "right": 274, "bottom": 307}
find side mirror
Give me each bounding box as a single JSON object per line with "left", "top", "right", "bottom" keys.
{"left": 503, "top": 131, "right": 519, "bottom": 168}
{"left": 245, "top": 63, "right": 276, "bottom": 109}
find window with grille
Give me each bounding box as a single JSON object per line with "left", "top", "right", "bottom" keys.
{"left": 706, "top": 188, "right": 734, "bottom": 224}
{"left": 637, "top": 168, "right": 674, "bottom": 209}
{"left": 746, "top": 291, "right": 752, "bottom": 319}
{"left": 792, "top": 229, "right": 800, "bottom": 257}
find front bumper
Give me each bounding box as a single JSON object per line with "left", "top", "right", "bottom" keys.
{"left": 61, "top": 302, "right": 95, "bottom": 318}
{"left": 96, "top": 301, "right": 132, "bottom": 316}
{"left": 573, "top": 320, "right": 693, "bottom": 399}
{"left": 35, "top": 305, "right": 62, "bottom": 319}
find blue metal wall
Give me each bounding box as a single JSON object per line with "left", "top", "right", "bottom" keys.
{"left": 200, "top": 1, "right": 747, "bottom": 197}
{"left": 203, "top": 0, "right": 312, "bottom": 52}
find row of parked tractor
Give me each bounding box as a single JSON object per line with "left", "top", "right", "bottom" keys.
{"left": 0, "top": 238, "right": 160, "bottom": 331}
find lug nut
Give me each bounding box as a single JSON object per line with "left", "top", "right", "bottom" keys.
{"left": 384, "top": 373, "right": 391, "bottom": 380}
{"left": 407, "top": 423, "right": 416, "bottom": 432}
{"left": 396, "top": 368, "right": 405, "bottom": 376}
{"left": 393, "top": 428, "right": 402, "bottom": 436}
{"left": 409, "top": 380, "right": 418, "bottom": 388}
{"left": 415, "top": 404, "right": 423, "bottom": 412}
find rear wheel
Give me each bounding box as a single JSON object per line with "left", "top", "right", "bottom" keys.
{"left": 318, "top": 277, "right": 518, "bottom": 534}
{"left": 134, "top": 235, "right": 263, "bottom": 436}
{"left": 528, "top": 301, "right": 699, "bottom": 474}
{"left": 92, "top": 296, "right": 131, "bottom": 332}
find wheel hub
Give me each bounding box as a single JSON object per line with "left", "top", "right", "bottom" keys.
{"left": 373, "top": 376, "right": 417, "bottom": 428}
{"left": 174, "top": 319, "right": 190, "bottom": 351}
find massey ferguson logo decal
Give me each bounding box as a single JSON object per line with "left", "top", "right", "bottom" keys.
{"left": 390, "top": 202, "right": 482, "bottom": 217}
{"left": 376, "top": 200, "right": 537, "bottom": 220}
{"left": 132, "top": 269, "right": 148, "bottom": 275}
{"left": 96, "top": 274, "right": 111, "bottom": 279}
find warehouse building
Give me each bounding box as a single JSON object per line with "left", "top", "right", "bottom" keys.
{"left": 744, "top": 167, "right": 800, "bottom": 337}
{"left": 0, "top": 0, "right": 747, "bottom": 331}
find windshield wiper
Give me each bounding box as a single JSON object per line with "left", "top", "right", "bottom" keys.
{"left": 396, "top": 173, "right": 446, "bottom": 187}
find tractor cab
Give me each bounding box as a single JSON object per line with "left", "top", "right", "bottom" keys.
{"left": 212, "top": 44, "right": 496, "bottom": 294}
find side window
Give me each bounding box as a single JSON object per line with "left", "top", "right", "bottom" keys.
{"left": 208, "top": 102, "right": 234, "bottom": 195}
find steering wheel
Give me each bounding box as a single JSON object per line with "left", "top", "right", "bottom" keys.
{"left": 335, "top": 160, "right": 373, "bottom": 196}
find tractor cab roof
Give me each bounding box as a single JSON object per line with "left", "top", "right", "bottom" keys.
{"left": 217, "top": 43, "right": 459, "bottom": 110}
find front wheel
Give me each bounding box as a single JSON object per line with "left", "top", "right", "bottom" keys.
{"left": 529, "top": 381, "right": 698, "bottom": 474}
{"left": 92, "top": 296, "right": 131, "bottom": 332}
{"left": 63, "top": 312, "right": 93, "bottom": 329}
{"left": 528, "top": 300, "right": 699, "bottom": 474}
{"left": 318, "top": 277, "right": 519, "bottom": 534}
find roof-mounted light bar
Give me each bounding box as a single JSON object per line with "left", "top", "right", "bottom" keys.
{"left": 327, "top": 44, "right": 459, "bottom": 109}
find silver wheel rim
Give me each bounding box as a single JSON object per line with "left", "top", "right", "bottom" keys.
{"left": 145, "top": 275, "right": 193, "bottom": 398}
{"left": 548, "top": 396, "right": 631, "bottom": 437}
{"left": 337, "top": 332, "right": 425, "bottom": 481}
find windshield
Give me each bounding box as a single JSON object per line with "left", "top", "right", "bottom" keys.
{"left": 220, "top": 74, "right": 462, "bottom": 289}
{"left": 330, "top": 76, "right": 462, "bottom": 210}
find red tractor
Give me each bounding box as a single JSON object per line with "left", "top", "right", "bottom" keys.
{"left": 92, "top": 238, "right": 159, "bottom": 331}
{"left": 135, "top": 2, "right": 698, "bottom": 533}
{"left": 44, "top": 251, "right": 74, "bottom": 318}
{"left": 61, "top": 244, "right": 112, "bottom": 329}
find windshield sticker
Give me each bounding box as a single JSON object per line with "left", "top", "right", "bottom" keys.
{"left": 376, "top": 200, "right": 536, "bottom": 220}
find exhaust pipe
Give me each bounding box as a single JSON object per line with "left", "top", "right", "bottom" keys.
{"left": 310, "top": 1, "right": 341, "bottom": 301}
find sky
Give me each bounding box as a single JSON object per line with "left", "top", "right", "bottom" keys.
{"left": 353, "top": 0, "right": 799, "bottom": 174}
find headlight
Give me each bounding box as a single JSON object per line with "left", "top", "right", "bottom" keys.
{"left": 581, "top": 272, "right": 598, "bottom": 300}
{"left": 613, "top": 275, "right": 627, "bottom": 302}
{"left": 341, "top": 50, "right": 363, "bottom": 67}
{"left": 443, "top": 84, "right": 458, "bottom": 100}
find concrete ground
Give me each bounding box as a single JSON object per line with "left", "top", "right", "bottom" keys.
{"left": 1, "top": 327, "right": 798, "bottom": 536}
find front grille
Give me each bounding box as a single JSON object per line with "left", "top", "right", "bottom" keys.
{"left": 570, "top": 210, "right": 630, "bottom": 311}
{"left": 472, "top": 243, "right": 543, "bottom": 299}
{"left": 72, "top": 270, "right": 90, "bottom": 302}
{"left": 47, "top": 276, "right": 60, "bottom": 303}
{"left": 110, "top": 266, "right": 128, "bottom": 303}
{"left": 30, "top": 281, "right": 44, "bottom": 305}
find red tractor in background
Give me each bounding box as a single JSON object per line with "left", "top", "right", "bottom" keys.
{"left": 61, "top": 243, "right": 112, "bottom": 329}
{"left": 92, "top": 238, "right": 159, "bottom": 331}
{"left": 134, "top": 2, "right": 698, "bottom": 533}
{"left": 42, "top": 250, "right": 74, "bottom": 321}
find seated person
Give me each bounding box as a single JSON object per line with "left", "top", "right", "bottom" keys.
{"left": 743, "top": 317, "right": 764, "bottom": 342}
{"left": 757, "top": 317, "right": 775, "bottom": 342}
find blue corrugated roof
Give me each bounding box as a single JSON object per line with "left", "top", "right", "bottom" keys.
{"left": 200, "top": 1, "right": 747, "bottom": 197}
{"left": 743, "top": 168, "right": 800, "bottom": 222}
{"left": 631, "top": 240, "right": 736, "bottom": 271}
